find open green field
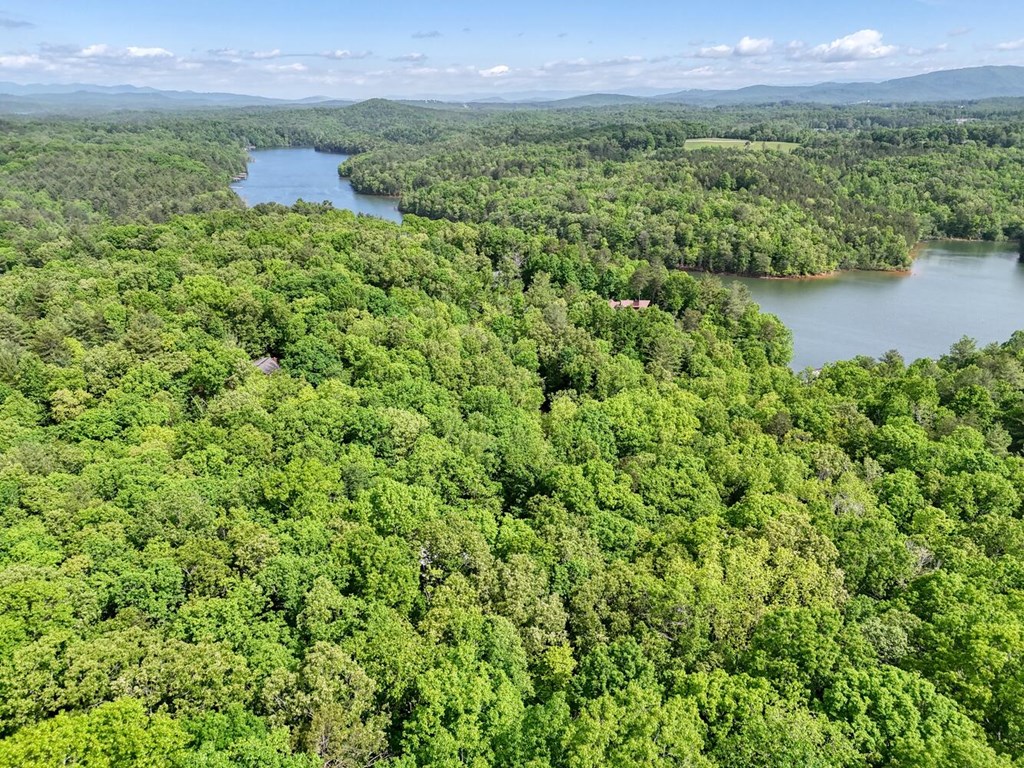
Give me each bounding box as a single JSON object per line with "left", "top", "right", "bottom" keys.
{"left": 685, "top": 137, "right": 799, "bottom": 152}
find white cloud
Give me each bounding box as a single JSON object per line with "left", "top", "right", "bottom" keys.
{"left": 80, "top": 44, "right": 111, "bottom": 58}
{"left": 799, "top": 29, "right": 898, "bottom": 62}
{"left": 697, "top": 37, "right": 773, "bottom": 59}
{"left": 208, "top": 48, "right": 281, "bottom": 60}
{"left": 412, "top": 30, "right": 441, "bottom": 39}
{"left": 696, "top": 44, "right": 732, "bottom": 59}
{"left": 996, "top": 38, "right": 1024, "bottom": 51}
{"left": 79, "top": 43, "right": 174, "bottom": 60}
{"left": 0, "top": 53, "right": 45, "bottom": 69}
{"left": 390, "top": 52, "right": 427, "bottom": 62}
{"left": 322, "top": 49, "right": 372, "bottom": 60}
{"left": 479, "top": 64, "right": 510, "bottom": 77}
{"left": 735, "top": 36, "right": 773, "bottom": 56}
{"left": 126, "top": 46, "right": 173, "bottom": 58}
{"left": 265, "top": 62, "right": 307, "bottom": 73}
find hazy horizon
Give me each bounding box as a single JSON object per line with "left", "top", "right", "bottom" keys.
{"left": 4, "top": 63, "right": 1023, "bottom": 104}
{"left": 0, "top": 0, "right": 1022, "bottom": 100}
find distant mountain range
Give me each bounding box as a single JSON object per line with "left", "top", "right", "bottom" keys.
{"left": 0, "top": 82, "right": 347, "bottom": 112}
{"left": 649, "top": 66, "right": 1024, "bottom": 106}
{"left": 2, "top": 65, "right": 1024, "bottom": 114}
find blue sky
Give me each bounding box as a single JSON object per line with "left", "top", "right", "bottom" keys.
{"left": 0, "top": 0, "right": 1022, "bottom": 98}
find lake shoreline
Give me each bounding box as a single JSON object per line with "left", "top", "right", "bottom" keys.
{"left": 679, "top": 264, "right": 912, "bottom": 282}
{"left": 337, "top": 172, "right": 404, "bottom": 202}
{"left": 241, "top": 146, "right": 404, "bottom": 201}
{"left": 683, "top": 237, "right": 1018, "bottom": 281}
{"left": 231, "top": 147, "right": 403, "bottom": 224}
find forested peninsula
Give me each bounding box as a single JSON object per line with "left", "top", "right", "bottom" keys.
{"left": 1, "top": 100, "right": 1024, "bottom": 767}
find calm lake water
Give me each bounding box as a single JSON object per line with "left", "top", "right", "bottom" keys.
{"left": 231, "top": 147, "right": 402, "bottom": 223}
{"left": 733, "top": 241, "right": 1024, "bottom": 369}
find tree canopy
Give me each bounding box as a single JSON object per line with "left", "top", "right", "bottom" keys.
{"left": 1, "top": 99, "right": 1024, "bottom": 767}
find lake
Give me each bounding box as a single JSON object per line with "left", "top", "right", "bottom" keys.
{"left": 231, "top": 147, "right": 402, "bottom": 223}
{"left": 733, "top": 241, "right": 1024, "bottom": 369}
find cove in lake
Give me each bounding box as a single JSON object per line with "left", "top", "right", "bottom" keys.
{"left": 231, "top": 147, "right": 402, "bottom": 224}
{"left": 734, "top": 241, "right": 1024, "bottom": 370}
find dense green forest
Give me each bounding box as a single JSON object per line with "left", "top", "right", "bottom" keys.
{"left": 339, "top": 108, "right": 1024, "bottom": 276}
{"left": 2, "top": 101, "right": 1024, "bottom": 767}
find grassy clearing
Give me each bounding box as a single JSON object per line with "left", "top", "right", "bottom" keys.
{"left": 685, "top": 138, "right": 799, "bottom": 152}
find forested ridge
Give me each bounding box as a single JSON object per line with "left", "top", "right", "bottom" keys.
{"left": 339, "top": 107, "right": 1024, "bottom": 277}
{"left": 2, "top": 102, "right": 1024, "bottom": 767}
